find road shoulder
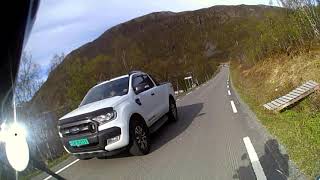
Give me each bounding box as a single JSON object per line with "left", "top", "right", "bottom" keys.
{"left": 229, "top": 73, "right": 307, "bottom": 180}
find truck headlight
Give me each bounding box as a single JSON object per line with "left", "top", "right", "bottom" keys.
{"left": 92, "top": 111, "right": 117, "bottom": 125}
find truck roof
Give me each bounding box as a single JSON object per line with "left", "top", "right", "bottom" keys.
{"left": 94, "top": 74, "right": 129, "bottom": 88}
{"left": 94, "top": 71, "right": 145, "bottom": 88}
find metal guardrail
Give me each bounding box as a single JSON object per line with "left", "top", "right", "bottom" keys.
{"left": 263, "top": 80, "right": 319, "bottom": 112}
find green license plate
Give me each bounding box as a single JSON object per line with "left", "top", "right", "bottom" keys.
{"left": 69, "top": 138, "right": 89, "bottom": 147}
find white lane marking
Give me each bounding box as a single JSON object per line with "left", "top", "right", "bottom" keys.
{"left": 243, "top": 137, "right": 267, "bottom": 180}
{"left": 230, "top": 101, "right": 238, "bottom": 113}
{"left": 43, "top": 159, "right": 80, "bottom": 180}
{"left": 228, "top": 90, "right": 231, "bottom": 96}
{"left": 186, "top": 92, "right": 191, "bottom": 95}
{"left": 227, "top": 85, "right": 229, "bottom": 88}
{"left": 177, "top": 99, "right": 180, "bottom": 101}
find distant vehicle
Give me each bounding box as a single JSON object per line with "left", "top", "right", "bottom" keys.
{"left": 58, "top": 71, "right": 178, "bottom": 160}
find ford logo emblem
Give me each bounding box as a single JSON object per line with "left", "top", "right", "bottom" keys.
{"left": 70, "top": 127, "right": 80, "bottom": 133}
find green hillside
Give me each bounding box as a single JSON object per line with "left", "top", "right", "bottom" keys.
{"left": 31, "top": 5, "right": 284, "bottom": 115}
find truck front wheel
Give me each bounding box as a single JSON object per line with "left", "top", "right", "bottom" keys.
{"left": 129, "top": 117, "right": 150, "bottom": 156}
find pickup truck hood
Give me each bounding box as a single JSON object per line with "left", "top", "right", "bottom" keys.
{"left": 59, "top": 95, "right": 128, "bottom": 121}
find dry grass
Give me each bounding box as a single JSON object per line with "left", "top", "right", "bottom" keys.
{"left": 231, "top": 49, "right": 320, "bottom": 178}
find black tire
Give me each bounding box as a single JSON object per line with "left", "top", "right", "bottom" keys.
{"left": 129, "top": 117, "right": 150, "bottom": 156}
{"left": 168, "top": 98, "right": 178, "bottom": 122}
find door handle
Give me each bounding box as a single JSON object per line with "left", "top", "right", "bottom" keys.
{"left": 135, "top": 98, "right": 142, "bottom": 105}
{"left": 151, "top": 92, "right": 155, "bottom": 96}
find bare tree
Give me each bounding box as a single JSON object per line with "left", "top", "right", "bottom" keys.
{"left": 47, "top": 53, "right": 65, "bottom": 74}
{"left": 15, "top": 52, "right": 43, "bottom": 104}
{"left": 279, "top": 0, "right": 320, "bottom": 38}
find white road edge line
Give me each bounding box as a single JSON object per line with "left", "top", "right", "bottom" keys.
{"left": 186, "top": 92, "right": 191, "bottom": 95}
{"left": 228, "top": 90, "right": 231, "bottom": 96}
{"left": 230, "top": 100, "right": 238, "bottom": 113}
{"left": 243, "top": 137, "right": 267, "bottom": 180}
{"left": 43, "top": 159, "right": 80, "bottom": 180}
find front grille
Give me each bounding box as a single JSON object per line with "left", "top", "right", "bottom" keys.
{"left": 60, "top": 120, "right": 97, "bottom": 137}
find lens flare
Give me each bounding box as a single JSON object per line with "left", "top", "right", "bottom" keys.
{"left": 4, "top": 122, "right": 29, "bottom": 172}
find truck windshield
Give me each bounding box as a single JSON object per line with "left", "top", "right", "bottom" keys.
{"left": 80, "top": 77, "right": 129, "bottom": 106}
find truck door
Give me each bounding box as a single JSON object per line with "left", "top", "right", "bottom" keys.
{"left": 146, "top": 75, "right": 168, "bottom": 118}
{"left": 132, "top": 75, "right": 157, "bottom": 126}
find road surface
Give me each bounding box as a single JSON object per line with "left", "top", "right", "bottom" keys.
{"left": 33, "top": 66, "right": 305, "bottom": 180}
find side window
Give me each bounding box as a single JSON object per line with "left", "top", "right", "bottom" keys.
{"left": 132, "top": 75, "right": 144, "bottom": 90}
{"left": 143, "top": 75, "right": 154, "bottom": 88}
{"left": 132, "top": 74, "right": 154, "bottom": 94}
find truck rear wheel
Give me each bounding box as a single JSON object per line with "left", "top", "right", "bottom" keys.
{"left": 129, "top": 117, "right": 150, "bottom": 156}
{"left": 168, "top": 98, "right": 178, "bottom": 122}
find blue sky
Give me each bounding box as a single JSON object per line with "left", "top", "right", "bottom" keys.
{"left": 25, "top": 0, "right": 271, "bottom": 79}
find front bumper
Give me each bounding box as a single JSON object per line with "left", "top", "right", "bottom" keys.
{"left": 74, "top": 146, "right": 128, "bottom": 159}
{"left": 61, "top": 127, "right": 122, "bottom": 154}
{"left": 59, "top": 110, "right": 131, "bottom": 156}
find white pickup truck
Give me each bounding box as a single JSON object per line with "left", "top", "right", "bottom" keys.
{"left": 58, "top": 71, "right": 178, "bottom": 159}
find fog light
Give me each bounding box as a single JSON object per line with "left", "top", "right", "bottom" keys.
{"left": 107, "top": 136, "right": 120, "bottom": 145}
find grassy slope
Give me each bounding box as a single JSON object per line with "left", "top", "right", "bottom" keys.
{"left": 230, "top": 49, "right": 320, "bottom": 178}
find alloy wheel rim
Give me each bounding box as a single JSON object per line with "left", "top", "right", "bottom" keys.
{"left": 135, "top": 125, "right": 147, "bottom": 150}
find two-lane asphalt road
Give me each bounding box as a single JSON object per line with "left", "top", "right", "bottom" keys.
{"left": 34, "top": 66, "right": 305, "bottom": 180}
